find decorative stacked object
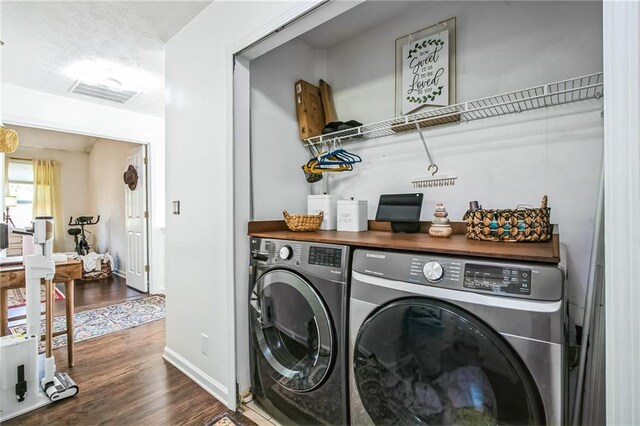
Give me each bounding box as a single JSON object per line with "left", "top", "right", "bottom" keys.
{"left": 429, "top": 202, "right": 453, "bottom": 238}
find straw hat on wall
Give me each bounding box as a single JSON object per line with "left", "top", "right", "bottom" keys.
{"left": 0, "top": 126, "right": 19, "bottom": 153}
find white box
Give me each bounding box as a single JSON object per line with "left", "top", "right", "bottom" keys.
{"left": 52, "top": 253, "right": 68, "bottom": 263}
{"left": 308, "top": 195, "right": 339, "bottom": 230}
{"left": 337, "top": 199, "right": 368, "bottom": 232}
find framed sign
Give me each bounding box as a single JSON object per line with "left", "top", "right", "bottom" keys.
{"left": 395, "top": 17, "right": 456, "bottom": 117}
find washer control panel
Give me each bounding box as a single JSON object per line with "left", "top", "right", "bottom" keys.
{"left": 252, "top": 239, "right": 350, "bottom": 282}
{"left": 464, "top": 263, "right": 531, "bottom": 295}
{"left": 309, "top": 246, "right": 343, "bottom": 268}
{"left": 279, "top": 245, "right": 293, "bottom": 260}
{"left": 423, "top": 261, "right": 444, "bottom": 282}
{"left": 409, "top": 257, "right": 462, "bottom": 285}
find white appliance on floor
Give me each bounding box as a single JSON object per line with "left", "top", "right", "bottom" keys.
{"left": 0, "top": 218, "right": 78, "bottom": 422}
{"left": 349, "top": 248, "right": 568, "bottom": 425}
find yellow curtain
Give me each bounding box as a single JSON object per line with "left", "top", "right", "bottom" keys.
{"left": 33, "top": 159, "right": 64, "bottom": 252}
{"left": 3, "top": 155, "right": 8, "bottom": 196}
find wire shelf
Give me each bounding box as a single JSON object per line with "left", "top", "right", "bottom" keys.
{"left": 303, "top": 72, "right": 604, "bottom": 147}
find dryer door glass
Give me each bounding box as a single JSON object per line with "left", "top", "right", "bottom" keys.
{"left": 353, "top": 298, "right": 546, "bottom": 425}
{"left": 251, "top": 269, "right": 334, "bottom": 392}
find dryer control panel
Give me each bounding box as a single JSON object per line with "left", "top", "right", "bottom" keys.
{"left": 464, "top": 264, "right": 531, "bottom": 295}
{"left": 409, "top": 258, "right": 461, "bottom": 285}
{"left": 353, "top": 249, "right": 563, "bottom": 301}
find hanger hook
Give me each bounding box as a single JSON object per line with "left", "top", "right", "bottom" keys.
{"left": 428, "top": 164, "right": 439, "bottom": 176}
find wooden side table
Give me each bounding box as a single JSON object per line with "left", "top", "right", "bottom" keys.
{"left": 0, "top": 258, "right": 82, "bottom": 367}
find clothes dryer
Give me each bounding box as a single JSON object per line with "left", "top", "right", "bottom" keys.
{"left": 349, "top": 248, "right": 567, "bottom": 425}
{"left": 249, "top": 238, "right": 350, "bottom": 425}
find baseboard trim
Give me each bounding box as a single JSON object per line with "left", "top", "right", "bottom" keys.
{"left": 162, "top": 346, "right": 230, "bottom": 407}
{"left": 113, "top": 269, "right": 126, "bottom": 278}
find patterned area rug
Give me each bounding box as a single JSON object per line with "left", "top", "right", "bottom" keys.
{"left": 204, "top": 412, "right": 252, "bottom": 426}
{"left": 9, "top": 295, "right": 165, "bottom": 349}
{"left": 7, "top": 285, "right": 65, "bottom": 309}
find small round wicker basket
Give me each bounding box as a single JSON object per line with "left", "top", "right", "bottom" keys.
{"left": 283, "top": 210, "right": 324, "bottom": 232}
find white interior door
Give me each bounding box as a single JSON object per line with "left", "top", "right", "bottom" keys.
{"left": 125, "top": 145, "right": 148, "bottom": 292}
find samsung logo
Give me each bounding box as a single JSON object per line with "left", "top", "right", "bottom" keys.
{"left": 366, "top": 253, "right": 386, "bottom": 259}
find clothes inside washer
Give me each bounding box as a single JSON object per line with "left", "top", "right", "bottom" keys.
{"left": 354, "top": 305, "right": 498, "bottom": 425}
{"left": 434, "top": 365, "right": 497, "bottom": 425}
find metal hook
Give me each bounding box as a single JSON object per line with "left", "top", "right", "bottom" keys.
{"left": 415, "top": 122, "right": 437, "bottom": 172}
{"left": 428, "top": 164, "right": 439, "bottom": 176}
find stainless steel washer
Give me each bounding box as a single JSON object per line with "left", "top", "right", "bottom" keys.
{"left": 349, "top": 248, "right": 567, "bottom": 425}
{"left": 249, "top": 238, "right": 350, "bottom": 425}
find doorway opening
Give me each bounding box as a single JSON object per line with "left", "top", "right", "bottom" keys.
{"left": 1, "top": 124, "right": 154, "bottom": 343}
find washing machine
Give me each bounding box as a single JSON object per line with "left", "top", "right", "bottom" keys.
{"left": 249, "top": 238, "right": 350, "bottom": 425}
{"left": 349, "top": 248, "right": 568, "bottom": 425}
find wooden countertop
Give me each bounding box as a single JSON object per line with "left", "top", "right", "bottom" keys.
{"left": 248, "top": 221, "right": 560, "bottom": 264}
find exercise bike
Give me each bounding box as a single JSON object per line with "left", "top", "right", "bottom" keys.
{"left": 67, "top": 216, "right": 100, "bottom": 255}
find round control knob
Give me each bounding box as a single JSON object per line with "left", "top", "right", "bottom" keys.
{"left": 423, "top": 261, "right": 445, "bottom": 282}
{"left": 279, "top": 246, "right": 293, "bottom": 260}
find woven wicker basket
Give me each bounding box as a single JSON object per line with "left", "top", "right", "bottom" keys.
{"left": 283, "top": 210, "right": 324, "bottom": 232}
{"left": 81, "top": 258, "right": 113, "bottom": 281}
{"left": 463, "top": 196, "right": 551, "bottom": 242}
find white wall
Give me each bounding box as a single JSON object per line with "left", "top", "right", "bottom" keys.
{"left": 251, "top": 1, "right": 603, "bottom": 325}
{"left": 1, "top": 83, "right": 166, "bottom": 294}
{"left": 12, "top": 145, "right": 91, "bottom": 253}
{"left": 88, "top": 138, "right": 141, "bottom": 274}
{"left": 165, "top": 0, "right": 322, "bottom": 409}
{"left": 251, "top": 37, "right": 323, "bottom": 219}
{"left": 328, "top": 1, "right": 603, "bottom": 125}
{"left": 604, "top": 1, "right": 640, "bottom": 423}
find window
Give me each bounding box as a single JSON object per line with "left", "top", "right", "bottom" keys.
{"left": 7, "top": 160, "right": 34, "bottom": 228}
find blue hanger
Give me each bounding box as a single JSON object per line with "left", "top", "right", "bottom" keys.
{"left": 318, "top": 141, "right": 362, "bottom": 165}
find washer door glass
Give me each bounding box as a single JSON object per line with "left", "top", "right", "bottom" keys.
{"left": 251, "top": 269, "right": 334, "bottom": 392}
{"left": 354, "top": 298, "right": 546, "bottom": 425}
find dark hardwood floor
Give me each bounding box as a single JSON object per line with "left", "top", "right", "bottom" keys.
{"left": 57, "top": 274, "right": 145, "bottom": 313}
{"left": 7, "top": 275, "right": 144, "bottom": 328}
{"left": 4, "top": 276, "right": 255, "bottom": 425}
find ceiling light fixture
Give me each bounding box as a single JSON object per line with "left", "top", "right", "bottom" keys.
{"left": 63, "top": 59, "right": 161, "bottom": 93}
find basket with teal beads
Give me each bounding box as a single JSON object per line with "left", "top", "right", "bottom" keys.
{"left": 463, "top": 196, "right": 551, "bottom": 242}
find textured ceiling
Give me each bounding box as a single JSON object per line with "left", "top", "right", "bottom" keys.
{"left": 0, "top": 1, "right": 211, "bottom": 117}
